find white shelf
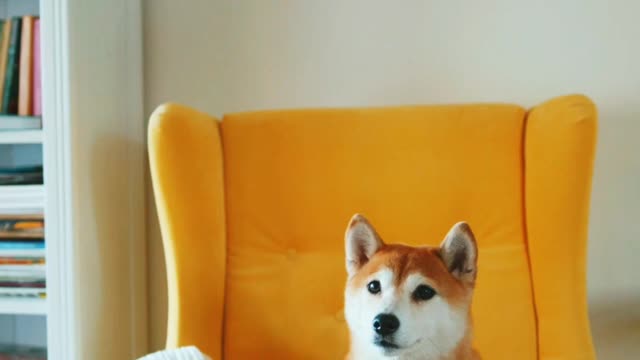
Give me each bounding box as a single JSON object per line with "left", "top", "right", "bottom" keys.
{"left": 0, "top": 130, "right": 43, "bottom": 144}
{"left": 0, "top": 185, "right": 44, "bottom": 214}
{"left": 0, "top": 298, "right": 46, "bottom": 315}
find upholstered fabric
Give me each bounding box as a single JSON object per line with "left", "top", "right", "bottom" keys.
{"left": 525, "top": 97, "right": 597, "bottom": 359}
{"left": 148, "top": 95, "right": 597, "bottom": 360}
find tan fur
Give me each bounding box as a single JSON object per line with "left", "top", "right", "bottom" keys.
{"left": 349, "top": 245, "right": 470, "bottom": 306}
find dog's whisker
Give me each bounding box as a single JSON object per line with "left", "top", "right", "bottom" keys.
{"left": 427, "top": 338, "right": 443, "bottom": 356}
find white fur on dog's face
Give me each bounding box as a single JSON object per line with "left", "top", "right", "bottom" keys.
{"left": 345, "top": 267, "right": 468, "bottom": 359}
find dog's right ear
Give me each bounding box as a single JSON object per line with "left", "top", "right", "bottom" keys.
{"left": 439, "top": 222, "right": 478, "bottom": 284}
{"left": 345, "top": 214, "right": 383, "bottom": 277}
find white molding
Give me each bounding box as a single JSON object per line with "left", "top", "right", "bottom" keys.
{"left": 41, "top": 0, "right": 147, "bottom": 359}
{"left": 42, "top": 0, "right": 75, "bottom": 359}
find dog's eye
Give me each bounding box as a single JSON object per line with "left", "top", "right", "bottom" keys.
{"left": 413, "top": 284, "right": 436, "bottom": 301}
{"left": 367, "top": 280, "right": 381, "bottom": 294}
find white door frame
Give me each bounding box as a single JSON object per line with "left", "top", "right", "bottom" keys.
{"left": 42, "top": 0, "right": 147, "bottom": 358}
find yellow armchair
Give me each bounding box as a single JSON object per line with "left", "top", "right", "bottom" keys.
{"left": 148, "top": 95, "right": 597, "bottom": 360}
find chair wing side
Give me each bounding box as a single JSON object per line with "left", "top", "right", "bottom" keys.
{"left": 524, "top": 94, "right": 597, "bottom": 359}
{"left": 148, "top": 103, "right": 227, "bottom": 359}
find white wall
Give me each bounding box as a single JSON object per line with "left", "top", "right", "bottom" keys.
{"left": 143, "top": 0, "right": 640, "bottom": 356}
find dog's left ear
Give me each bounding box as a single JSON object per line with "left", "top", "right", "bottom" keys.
{"left": 439, "top": 222, "right": 478, "bottom": 284}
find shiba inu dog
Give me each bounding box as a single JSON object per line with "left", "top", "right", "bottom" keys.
{"left": 344, "top": 214, "right": 480, "bottom": 360}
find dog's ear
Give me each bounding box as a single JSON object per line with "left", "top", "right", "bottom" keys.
{"left": 345, "top": 214, "right": 383, "bottom": 277}
{"left": 439, "top": 222, "right": 478, "bottom": 284}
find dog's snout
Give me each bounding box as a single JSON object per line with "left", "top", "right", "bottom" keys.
{"left": 373, "top": 313, "right": 400, "bottom": 335}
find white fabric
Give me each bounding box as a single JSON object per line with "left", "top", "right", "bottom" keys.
{"left": 138, "top": 346, "right": 211, "bottom": 360}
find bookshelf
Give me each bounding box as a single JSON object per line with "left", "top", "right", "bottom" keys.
{"left": 0, "top": 0, "right": 46, "bottom": 357}
{"left": 0, "top": 128, "right": 42, "bottom": 144}
{"left": 1, "top": 0, "right": 146, "bottom": 359}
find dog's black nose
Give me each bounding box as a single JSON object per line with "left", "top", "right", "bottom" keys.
{"left": 373, "top": 313, "right": 400, "bottom": 335}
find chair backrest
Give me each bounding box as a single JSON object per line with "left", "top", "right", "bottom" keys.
{"left": 148, "top": 95, "right": 597, "bottom": 360}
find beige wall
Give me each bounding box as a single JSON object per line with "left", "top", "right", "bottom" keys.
{"left": 143, "top": 0, "right": 640, "bottom": 356}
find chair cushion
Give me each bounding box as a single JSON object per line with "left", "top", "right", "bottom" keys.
{"left": 220, "top": 105, "right": 537, "bottom": 359}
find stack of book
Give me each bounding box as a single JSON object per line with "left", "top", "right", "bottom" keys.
{"left": 0, "top": 214, "right": 45, "bottom": 299}
{"left": 0, "top": 166, "right": 43, "bottom": 186}
{"left": 0, "top": 343, "right": 46, "bottom": 360}
{"left": 0, "top": 15, "right": 41, "bottom": 131}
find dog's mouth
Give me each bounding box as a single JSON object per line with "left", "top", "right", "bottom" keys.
{"left": 373, "top": 338, "right": 400, "bottom": 350}
{"left": 374, "top": 337, "right": 423, "bottom": 353}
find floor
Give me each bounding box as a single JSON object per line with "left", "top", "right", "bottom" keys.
{"left": 590, "top": 297, "right": 640, "bottom": 359}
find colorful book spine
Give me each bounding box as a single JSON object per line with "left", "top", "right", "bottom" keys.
{"left": 0, "top": 20, "right": 8, "bottom": 110}
{"left": 0, "top": 249, "right": 45, "bottom": 257}
{"left": 0, "top": 258, "right": 44, "bottom": 265}
{"left": 0, "top": 241, "right": 44, "bottom": 250}
{"left": 0, "top": 344, "right": 47, "bottom": 360}
{"left": 0, "top": 217, "right": 44, "bottom": 239}
{"left": 1, "top": 17, "right": 21, "bottom": 114}
{"left": 32, "top": 18, "right": 41, "bottom": 116}
{"left": 18, "top": 16, "right": 34, "bottom": 116}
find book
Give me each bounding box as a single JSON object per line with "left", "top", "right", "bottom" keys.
{"left": 31, "top": 18, "right": 41, "bottom": 116}
{"left": 0, "top": 231, "right": 43, "bottom": 239}
{"left": 18, "top": 16, "right": 34, "bottom": 116}
{"left": 0, "top": 287, "right": 46, "bottom": 298}
{"left": 0, "top": 262, "right": 45, "bottom": 274}
{"left": 0, "top": 213, "right": 43, "bottom": 220}
{"left": 0, "top": 269, "right": 46, "bottom": 279}
{"left": 0, "top": 280, "right": 45, "bottom": 288}
{"left": 0, "top": 241, "right": 44, "bottom": 250}
{"left": 0, "top": 249, "right": 45, "bottom": 257}
{"left": 0, "top": 165, "right": 43, "bottom": 173}
{"left": 0, "top": 257, "right": 44, "bottom": 265}
{"left": 0, "top": 115, "right": 41, "bottom": 130}
{"left": 0, "top": 165, "right": 43, "bottom": 185}
{"left": 0, "top": 269, "right": 44, "bottom": 284}
{"left": 0, "top": 216, "right": 44, "bottom": 239}
{"left": 0, "top": 20, "right": 10, "bottom": 110}
{"left": 1, "top": 17, "right": 21, "bottom": 114}
{"left": 0, "top": 343, "right": 47, "bottom": 360}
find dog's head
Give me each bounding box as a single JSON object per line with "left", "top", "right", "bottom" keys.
{"left": 344, "top": 214, "right": 478, "bottom": 358}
